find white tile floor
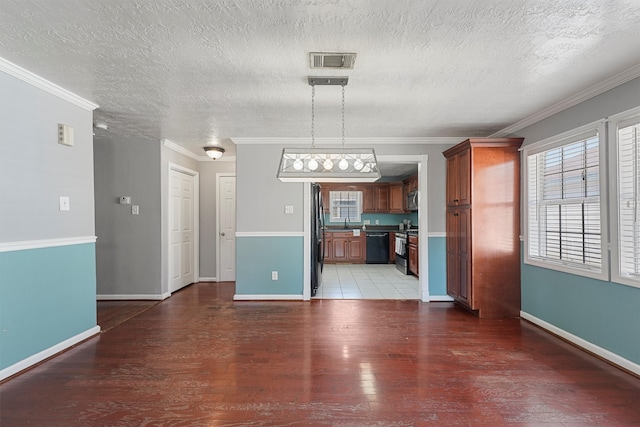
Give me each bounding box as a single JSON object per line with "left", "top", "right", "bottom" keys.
{"left": 314, "top": 263, "right": 419, "bottom": 299}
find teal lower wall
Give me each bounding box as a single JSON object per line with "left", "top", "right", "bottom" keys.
{"left": 522, "top": 261, "right": 640, "bottom": 365}
{"left": 236, "top": 236, "right": 304, "bottom": 295}
{"left": 0, "top": 243, "right": 97, "bottom": 370}
{"left": 428, "top": 236, "right": 447, "bottom": 296}
{"left": 236, "top": 235, "right": 448, "bottom": 298}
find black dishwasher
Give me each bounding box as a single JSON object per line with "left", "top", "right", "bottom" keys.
{"left": 366, "top": 232, "right": 390, "bottom": 264}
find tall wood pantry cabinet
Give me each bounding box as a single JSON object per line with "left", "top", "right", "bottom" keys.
{"left": 443, "top": 138, "right": 523, "bottom": 318}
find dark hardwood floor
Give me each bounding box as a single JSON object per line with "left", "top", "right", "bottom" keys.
{"left": 1, "top": 282, "right": 639, "bottom": 426}
{"left": 97, "top": 300, "right": 160, "bottom": 332}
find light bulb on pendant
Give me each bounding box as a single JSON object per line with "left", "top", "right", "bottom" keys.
{"left": 354, "top": 158, "right": 363, "bottom": 171}
{"left": 323, "top": 158, "right": 334, "bottom": 170}
{"left": 338, "top": 157, "right": 349, "bottom": 170}
{"left": 293, "top": 158, "right": 303, "bottom": 170}
{"left": 308, "top": 158, "right": 318, "bottom": 171}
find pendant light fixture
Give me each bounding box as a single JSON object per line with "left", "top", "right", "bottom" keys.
{"left": 277, "top": 77, "right": 380, "bottom": 183}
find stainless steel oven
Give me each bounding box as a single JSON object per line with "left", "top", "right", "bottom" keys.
{"left": 394, "top": 232, "right": 409, "bottom": 274}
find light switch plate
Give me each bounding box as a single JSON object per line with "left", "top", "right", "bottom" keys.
{"left": 132, "top": 205, "right": 139, "bottom": 215}
{"left": 59, "top": 196, "right": 70, "bottom": 211}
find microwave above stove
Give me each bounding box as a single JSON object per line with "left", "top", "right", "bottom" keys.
{"left": 407, "top": 190, "right": 419, "bottom": 211}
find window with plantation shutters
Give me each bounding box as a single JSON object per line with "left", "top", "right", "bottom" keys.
{"left": 612, "top": 115, "right": 640, "bottom": 287}
{"left": 524, "top": 123, "right": 608, "bottom": 280}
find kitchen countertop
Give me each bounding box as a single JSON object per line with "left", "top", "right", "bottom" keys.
{"left": 324, "top": 226, "right": 418, "bottom": 233}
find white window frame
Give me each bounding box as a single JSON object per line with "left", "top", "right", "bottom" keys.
{"left": 609, "top": 106, "right": 640, "bottom": 288}
{"left": 329, "top": 190, "right": 362, "bottom": 223}
{"left": 523, "top": 120, "right": 609, "bottom": 281}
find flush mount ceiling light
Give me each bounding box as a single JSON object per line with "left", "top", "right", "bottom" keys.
{"left": 277, "top": 76, "right": 380, "bottom": 183}
{"left": 203, "top": 146, "right": 225, "bottom": 160}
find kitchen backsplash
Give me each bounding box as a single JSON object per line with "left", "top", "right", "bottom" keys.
{"left": 325, "top": 212, "right": 418, "bottom": 226}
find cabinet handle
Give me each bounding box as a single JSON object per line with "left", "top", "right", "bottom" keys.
{"left": 453, "top": 213, "right": 459, "bottom": 217}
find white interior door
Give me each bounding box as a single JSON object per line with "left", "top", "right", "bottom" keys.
{"left": 169, "top": 169, "right": 195, "bottom": 293}
{"left": 218, "top": 175, "right": 236, "bottom": 282}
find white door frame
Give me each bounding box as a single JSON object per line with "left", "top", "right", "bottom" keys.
{"left": 303, "top": 154, "right": 430, "bottom": 302}
{"left": 216, "top": 172, "right": 236, "bottom": 282}
{"left": 168, "top": 162, "right": 200, "bottom": 291}
{"left": 377, "top": 154, "right": 430, "bottom": 302}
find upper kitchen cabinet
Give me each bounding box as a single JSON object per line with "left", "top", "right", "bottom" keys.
{"left": 389, "top": 183, "right": 404, "bottom": 213}
{"left": 403, "top": 174, "right": 418, "bottom": 194}
{"left": 446, "top": 149, "right": 470, "bottom": 206}
{"left": 363, "top": 183, "right": 389, "bottom": 213}
{"left": 443, "top": 138, "right": 523, "bottom": 318}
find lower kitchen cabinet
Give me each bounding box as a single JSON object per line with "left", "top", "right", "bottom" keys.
{"left": 325, "top": 232, "right": 365, "bottom": 263}
{"left": 446, "top": 208, "right": 470, "bottom": 305}
{"left": 323, "top": 232, "right": 332, "bottom": 261}
{"left": 408, "top": 234, "right": 419, "bottom": 276}
{"left": 389, "top": 232, "right": 396, "bottom": 263}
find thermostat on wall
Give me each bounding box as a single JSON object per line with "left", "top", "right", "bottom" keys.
{"left": 120, "top": 196, "right": 131, "bottom": 205}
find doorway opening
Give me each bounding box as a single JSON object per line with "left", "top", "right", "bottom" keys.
{"left": 306, "top": 154, "right": 429, "bottom": 301}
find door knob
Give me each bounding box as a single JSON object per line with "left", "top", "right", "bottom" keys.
{"left": 220, "top": 232, "right": 226, "bottom": 236}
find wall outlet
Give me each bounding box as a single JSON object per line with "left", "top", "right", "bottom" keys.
{"left": 120, "top": 196, "right": 131, "bottom": 205}
{"left": 375, "top": 220, "right": 380, "bottom": 224}
{"left": 285, "top": 205, "right": 294, "bottom": 214}
{"left": 271, "top": 271, "right": 278, "bottom": 280}
{"left": 363, "top": 220, "right": 370, "bottom": 225}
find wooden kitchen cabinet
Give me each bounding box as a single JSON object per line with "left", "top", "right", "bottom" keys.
{"left": 363, "top": 184, "right": 389, "bottom": 213}
{"left": 443, "top": 138, "right": 523, "bottom": 318}
{"left": 325, "top": 232, "right": 365, "bottom": 263}
{"left": 389, "top": 184, "right": 404, "bottom": 213}
{"left": 446, "top": 149, "right": 470, "bottom": 206}
{"left": 389, "top": 232, "right": 396, "bottom": 263}
{"left": 320, "top": 186, "right": 330, "bottom": 213}
{"left": 403, "top": 174, "right": 418, "bottom": 192}
{"left": 408, "top": 234, "right": 419, "bottom": 276}
{"left": 323, "top": 232, "right": 332, "bottom": 261}
{"left": 446, "top": 207, "right": 470, "bottom": 304}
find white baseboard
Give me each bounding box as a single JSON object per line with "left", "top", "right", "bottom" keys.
{"left": 429, "top": 295, "right": 455, "bottom": 301}
{"left": 233, "top": 294, "right": 303, "bottom": 301}
{"left": 199, "top": 277, "right": 217, "bottom": 282}
{"left": 0, "top": 326, "right": 100, "bottom": 382}
{"left": 97, "top": 294, "right": 168, "bottom": 301}
{"left": 520, "top": 311, "right": 640, "bottom": 376}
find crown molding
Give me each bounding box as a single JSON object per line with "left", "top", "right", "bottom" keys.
{"left": 163, "top": 139, "right": 235, "bottom": 162}
{"left": 490, "top": 63, "right": 640, "bottom": 137}
{"left": 163, "top": 139, "right": 201, "bottom": 160}
{"left": 232, "top": 137, "right": 464, "bottom": 145}
{"left": 0, "top": 56, "right": 98, "bottom": 111}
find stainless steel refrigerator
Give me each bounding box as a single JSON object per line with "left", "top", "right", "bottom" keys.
{"left": 311, "top": 183, "right": 325, "bottom": 296}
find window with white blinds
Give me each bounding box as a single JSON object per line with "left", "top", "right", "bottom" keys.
{"left": 612, "top": 114, "right": 640, "bottom": 287}
{"left": 329, "top": 191, "right": 362, "bottom": 223}
{"left": 525, "top": 124, "right": 608, "bottom": 280}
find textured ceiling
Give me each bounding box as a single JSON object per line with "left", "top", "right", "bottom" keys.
{"left": 1, "top": 0, "right": 640, "bottom": 159}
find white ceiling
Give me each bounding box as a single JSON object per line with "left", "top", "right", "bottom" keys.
{"left": 1, "top": 0, "right": 640, "bottom": 160}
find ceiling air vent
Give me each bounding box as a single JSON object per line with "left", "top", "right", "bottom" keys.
{"left": 310, "top": 52, "right": 357, "bottom": 69}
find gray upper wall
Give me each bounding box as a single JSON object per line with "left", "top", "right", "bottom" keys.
{"left": 516, "top": 76, "right": 640, "bottom": 146}
{"left": 236, "top": 143, "right": 453, "bottom": 234}
{"left": 0, "top": 72, "right": 95, "bottom": 242}
{"left": 93, "top": 136, "right": 162, "bottom": 295}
